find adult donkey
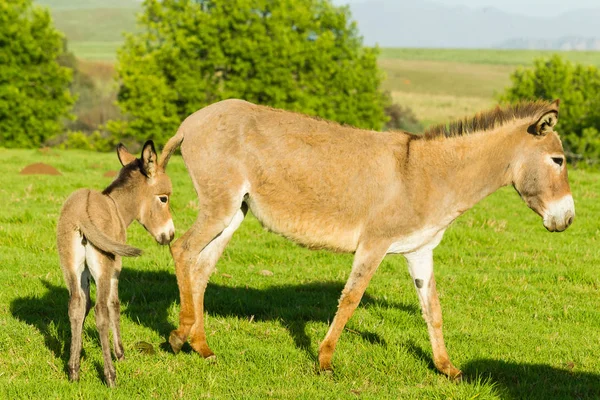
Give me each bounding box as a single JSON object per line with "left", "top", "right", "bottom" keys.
{"left": 160, "top": 99, "right": 574, "bottom": 378}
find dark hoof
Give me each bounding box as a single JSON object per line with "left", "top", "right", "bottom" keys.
{"left": 169, "top": 331, "right": 185, "bottom": 354}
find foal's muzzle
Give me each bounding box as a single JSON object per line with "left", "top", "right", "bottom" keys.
{"left": 155, "top": 219, "right": 175, "bottom": 245}
{"left": 543, "top": 195, "right": 575, "bottom": 232}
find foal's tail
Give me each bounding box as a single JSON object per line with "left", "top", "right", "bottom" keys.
{"left": 79, "top": 220, "right": 142, "bottom": 257}
{"left": 159, "top": 127, "right": 184, "bottom": 169}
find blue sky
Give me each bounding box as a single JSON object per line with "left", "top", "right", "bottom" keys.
{"left": 333, "top": 0, "right": 599, "bottom": 17}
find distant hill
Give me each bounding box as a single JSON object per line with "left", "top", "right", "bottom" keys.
{"left": 34, "top": 0, "right": 600, "bottom": 55}
{"left": 346, "top": 0, "right": 600, "bottom": 50}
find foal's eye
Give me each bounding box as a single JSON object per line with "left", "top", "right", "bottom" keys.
{"left": 551, "top": 157, "right": 564, "bottom": 167}
{"left": 159, "top": 196, "right": 168, "bottom": 204}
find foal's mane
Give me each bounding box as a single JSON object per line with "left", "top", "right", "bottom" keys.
{"left": 421, "top": 100, "right": 552, "bottom": 140}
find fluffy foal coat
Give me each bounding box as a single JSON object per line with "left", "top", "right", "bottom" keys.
{"left": 57, "top": 141, "right": 174, "bottom": 387}
{"left": 160, "top": 99, "right": 574, "bottom": 379}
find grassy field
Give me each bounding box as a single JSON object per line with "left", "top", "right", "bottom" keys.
{"left": 379, "top": 48, "right": 600, "bottom": 66}
{"left": 1, "top": 148, "right": 600, "bottom": 399}
{"left": 378, "top": 49, "right": 600, "bottom": 127}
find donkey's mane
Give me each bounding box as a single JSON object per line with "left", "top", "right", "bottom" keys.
{"left": 421, "top": 100, "right": 552, "bottom": 140}
{"left": 102, "top": 160, "right": 141, "bottom": 195}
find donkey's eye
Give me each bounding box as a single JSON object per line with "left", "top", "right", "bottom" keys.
{"left": 159, "top": 196, "right": 168, "bottom": 204}
{"left": 551, "top": 157, "right": 564, "bottom": 167}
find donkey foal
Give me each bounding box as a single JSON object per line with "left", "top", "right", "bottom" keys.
{"left": 57, "top": 141, "right": 174, "bottom": 387}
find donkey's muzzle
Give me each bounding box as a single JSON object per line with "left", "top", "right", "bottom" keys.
{"left": 543, "top": 195, "right": 575, "bottom": 232}
{"left": 155, "top": 219, "right": 175, "bottom": 245}
{"left": 158, "top": 230, "right": 175, "bottom": 245}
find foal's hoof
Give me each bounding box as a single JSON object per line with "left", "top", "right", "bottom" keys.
{"left": 68, "top": 369, "right": 80, "bottom": 382}
{"left": 104, "top": 369, "right": 117, "bottom": 388}
{"left": 169, "top": 331, "right": 185, "bottom": 354}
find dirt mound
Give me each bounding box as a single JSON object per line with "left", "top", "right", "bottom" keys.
{"left": 103, "top": 170, "right": 118, "bottom": 178}
{"left": 20, "top": 163, "right": 62, "bottom": 176}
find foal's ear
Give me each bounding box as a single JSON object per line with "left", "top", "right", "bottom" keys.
{"left": 140, "top": 140, "right": 158, "bottom": 178}
{"left": 529, "top": 109, "right": 559, "bottom": 136}
{"left": 117, "top": 144, "right": 136, "bottom": 166}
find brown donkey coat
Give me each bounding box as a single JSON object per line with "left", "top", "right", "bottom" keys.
{"left": 160, "top": 99, "right": 574, "bottom": 378}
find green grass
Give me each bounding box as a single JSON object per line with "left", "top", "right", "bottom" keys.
{"left": 1, "top": 147, "right": 600, "bottom": 398}
{"left": 68, "top": 41, "right": 123, "bottom": 62}
{"left": 380, "top": 48, "right": 600, "bottom": 67}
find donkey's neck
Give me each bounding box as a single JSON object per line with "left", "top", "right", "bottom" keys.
{"left": 104, "top": 188, "right": 138, "bottom": 227}
{"left": 410, "top": 123, "right": 524, "bottom": 225}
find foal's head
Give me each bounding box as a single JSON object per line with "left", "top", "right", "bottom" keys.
{"left": 512, "top": 100, "right": 575, "bottom": 232}
{"left": 108, "top": 140, "right": 175, "bottom": 244}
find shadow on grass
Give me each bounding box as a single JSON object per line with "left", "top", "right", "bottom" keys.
{"left": 463, "top": 359, "right": 600, "bottom": 399}
{"left": 407, "top": 342, "right": 600, "bottom": 399}
{"left": 10, "top": 268, "right": 417, "bottom": 366}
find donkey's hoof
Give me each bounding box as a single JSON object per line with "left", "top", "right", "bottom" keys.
{"left": 449, "top": 369, "right": 463, "bottom": 382}
{"left": 205, "top": 354, "right": 217, "bottom": 364}
{"left": 104, "top": 370, "right": 117, "bottom": 388}
{"left": 318, "top": 358, "right": 333, "bottom": 373}
{"left": 169, "top": 331, "right": 185, "bottom": 354}
{"left": 68, "top": 369, "right": 80, "bottom": 382}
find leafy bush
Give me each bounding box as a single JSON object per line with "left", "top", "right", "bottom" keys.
{"left": 499, "top": 55, "right": 600, "bottom": 167}
{"left": 110, "top": 0, "right": 390, "bottom": 147}
{"left": 0, "top": 0, "right": 74, "bottom": 148}
{"left": 384, "top": 102, "right": 422, "bottom": 133}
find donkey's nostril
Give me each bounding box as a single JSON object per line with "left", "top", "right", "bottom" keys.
{"left": 169, "top": 231, "right": 175, "bottom": 241}
{"left": 567, "top": 216, "right": 573, "bottom": 226}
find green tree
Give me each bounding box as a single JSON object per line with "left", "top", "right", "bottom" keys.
{"left": 111, "top": 0, "right": 389, "bottom": 146}
{"left": 499, "top": 55, "right": 600, "bottom": 166}
{"left": 0, "top": 0, "right": 74, "bottom": 148}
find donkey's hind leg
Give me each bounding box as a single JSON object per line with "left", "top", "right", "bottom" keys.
{"left": 59, "top": 231, "right": 89, "bottom": 382}
{"left": 87, "top": 247, "right": 118, "bottom": 387}
{"left": 169, "top": 201, "right": 247, "bottom": 357}
{"left": 107, "top": 267, "right": 124, "bottom": 361}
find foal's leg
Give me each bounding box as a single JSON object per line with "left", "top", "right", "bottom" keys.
{"left": 59, "top": 232, "right": 88, "bottom": 382}
{"left": 318, "top": 242, "right": 388, "bottom": 371}
{"left": 107, "top": 266, "right": 124, "bottom": 361}
{"left": 88, "top": 248, "right": 118, "bottom": 387}
{"left": 404, "top": 249, "right": 462, "bottom": 379}
{"left": 169, "top": 201, "right": 246, "bottom": 356}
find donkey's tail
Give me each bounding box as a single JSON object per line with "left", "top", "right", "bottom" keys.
{"left": 159, "top": 127, "right": 185, "bottom": 168}
{"left": 79, "top": 220, "right": 142, "bottom": 257}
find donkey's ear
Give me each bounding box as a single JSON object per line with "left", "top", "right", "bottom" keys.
{"left": 140, "top": 140, "right": 158, "bottom": 178}
{"left": 117, "top": 144, "right": 136, "bottom": 166}
{"left": 529, "top": 110, "right": 558, "bottom": 136}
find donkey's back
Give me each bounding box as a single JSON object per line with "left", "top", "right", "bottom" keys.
{"left": 175, "top": 99, "right": 414, "bottom": 251}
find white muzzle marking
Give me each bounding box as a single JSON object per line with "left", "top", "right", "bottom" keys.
{"left": 156, "top": 219, "right": 175, "bottom": 244}
{"left": 543, "top": 195, "right": 575, "bottom": 232}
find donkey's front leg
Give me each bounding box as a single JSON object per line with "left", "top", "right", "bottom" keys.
{"left": 405, "top": 249, "right": 462, "bottom": 379}
{"left": 318, "top": 242, "right": 388, "bottom": 371}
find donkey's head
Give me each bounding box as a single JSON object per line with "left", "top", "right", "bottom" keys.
{"left": 512, "top": 100, "right": 575, "bottom": 232}
{"left": 114, "top": 140, "right": 175, "bottom": 244}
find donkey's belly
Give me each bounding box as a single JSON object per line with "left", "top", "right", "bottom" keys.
{"left": 245, "top": 197, "right": 361, "bottom": 252}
